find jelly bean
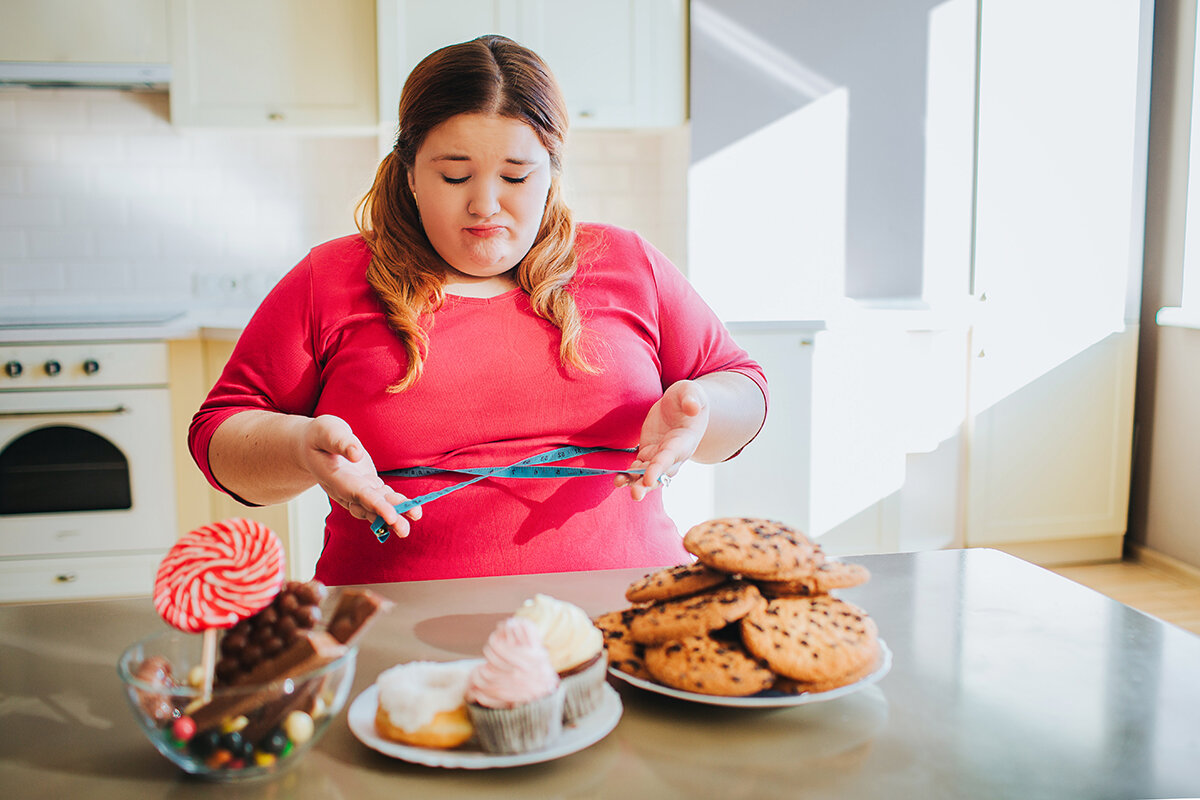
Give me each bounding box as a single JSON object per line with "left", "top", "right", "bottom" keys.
{"left": 233, "top": 739, "right": 254, "bottom": 761}
{"left": 284, "top": 711, "right": 313, "bottom": 745}
{"left": 220, "top": 715, "right": 249, "bottom": 734}
{"left": 189, "top": 730, "right": 221, "bottom": 757}
{"left": 171, "top": 716, "right": 196, "bottom": 742}
{"left": 205, "top": 750, "right": 232, "bottom": 769}
{"left": 260, "top": 728, "right": 289, "bottom": 755}
{"left": 254, "top": 752, "right": 277, "bottom": 767}
{"left": 219, "top": 730, "right": 244, "bottom": 755}
{"left": 186, "top": 665, "right": 205, "bottom": 688}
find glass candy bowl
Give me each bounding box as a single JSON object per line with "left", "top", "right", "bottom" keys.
{"left": 117, "top": 630, "right": 356, "bottom": 781}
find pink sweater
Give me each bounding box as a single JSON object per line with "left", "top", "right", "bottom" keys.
{"left": 190, "top": 224, "right": 768, "bottom": 584}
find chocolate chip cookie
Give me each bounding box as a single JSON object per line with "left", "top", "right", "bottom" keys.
{"left": 625, "top": 562, "right": 729, "bottom": 604}
{"left": 755, "top": 561, "right": 871, "bottom": 598}
{"left": 593, "top": 608, "right": 650, "bottom": 679}
{"left": 630, "top": 582, "right": 765, "bottom": 646}
{"left": 740, "top": 595, "right": 879, "bottom": 684}
{"left": 644, "top": 633, "right": 775, "bottom": 697}
{"left": 683, "top": 517, "right": 824, "bottom": 580}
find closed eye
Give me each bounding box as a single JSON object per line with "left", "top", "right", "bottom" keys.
{"left": 503, "top": 175, "right": 529, "bottom": 184}
{"left": 441, "top": 175, "right": 469, "bottom": 185}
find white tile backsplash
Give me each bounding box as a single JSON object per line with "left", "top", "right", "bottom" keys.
{"left": 0, "top": 87, "right": 689, "bottom": 309}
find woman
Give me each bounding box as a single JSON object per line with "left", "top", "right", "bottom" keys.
{"left": 189, "top": 35, "right": 768, "bottom": 584}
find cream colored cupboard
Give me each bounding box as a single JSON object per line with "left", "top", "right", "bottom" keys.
{"left": 0, "top": 0, "right": 168, "bottom": 64}
{"left": 168, "top": 0, "right": 377, "bottom": 127}
{"left": 377, "top": 0, "right": 686, "bottom": 128}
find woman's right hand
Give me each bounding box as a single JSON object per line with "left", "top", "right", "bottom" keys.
{"left": 298, "top": 415, "right": 421, "bottom": 538}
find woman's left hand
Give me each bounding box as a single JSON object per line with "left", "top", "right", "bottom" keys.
{"left": 617, "top": 379, "right": 710, "bottom": 500}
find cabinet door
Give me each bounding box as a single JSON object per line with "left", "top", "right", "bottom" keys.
{"left": 0, "top": 0, "right": 168, "bottom": 63}
{"left": 170, "top": 0, "right": 377, "bottom": 127}
{"left": 379, "top": 0, "right": 685, "bottom": 129}
{"left": 523, "top": 0, "right": 686, "bottom": 128}
{"left": 380, "top": 0, "right": 523, "bottom": 125}
{"left": 967, "top": 0, "right": 1151, "bottom": 551}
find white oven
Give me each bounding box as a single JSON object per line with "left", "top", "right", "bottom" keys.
{"left": 0, "top": 340, "right": 177, "bottom": 601}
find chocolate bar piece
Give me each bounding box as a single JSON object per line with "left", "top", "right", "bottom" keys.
{"left": 327, "top": 588, "right": 393, "bottom": 645}
{"left": 190, "top": 631, "right": 346, "bottom": 731}
{"left": 239, "top": 679, "right": 322, "bottom": 743}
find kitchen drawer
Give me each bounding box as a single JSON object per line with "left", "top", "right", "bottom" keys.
{"left": 0, "top": 552, "right": 162, "bottom": 603}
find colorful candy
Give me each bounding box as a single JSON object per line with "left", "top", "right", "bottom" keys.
{"left": 170, "top": 716, "right": 196, "bottom": 742}
{"left": 154, "top": 518, "right": 285, "bottom": 633}
{"left": 284, "top": 711, "right": 314, "bottom": 745}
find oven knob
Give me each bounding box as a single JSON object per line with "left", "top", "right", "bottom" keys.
{"left": 43, "top": 360, "right": 62, "bottom": 376}
{"left": 3, "top": 361, "right": 20, "bottom": 378}
{"left": 82, "top": 359, "right": 100, "bottom": 375}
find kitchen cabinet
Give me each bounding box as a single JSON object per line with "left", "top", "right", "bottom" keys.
{"left": 0, "top": 0, "right": 168, "bottom": 65}
{"left": 377, "top": 0, "right": 686, "bottom": 128}
{"left": 168, "top": 0, "right": 377, "bottom": 128}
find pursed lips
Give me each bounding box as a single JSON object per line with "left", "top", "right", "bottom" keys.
{"left": 464, "top": 225, "right": 506, "bottom": 238}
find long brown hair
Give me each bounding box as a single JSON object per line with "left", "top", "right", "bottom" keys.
{"left": 356, "top": 35, "right": 594, "bottom": 392}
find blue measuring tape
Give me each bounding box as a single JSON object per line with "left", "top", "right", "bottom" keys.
{"left": 370, "top": 445, "right": 647, "bottom": 542}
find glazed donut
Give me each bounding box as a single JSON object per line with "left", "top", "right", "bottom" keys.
{"left": 374, "top": 661, "right": 474, "bottom": 749}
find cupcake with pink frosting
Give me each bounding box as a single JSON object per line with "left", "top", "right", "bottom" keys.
{"left": 465, "top": 616, "right": 565, "bottom": 754}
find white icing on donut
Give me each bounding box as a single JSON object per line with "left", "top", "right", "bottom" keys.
{"left": 376, "top": 661, "right": 472, "bottom": 732}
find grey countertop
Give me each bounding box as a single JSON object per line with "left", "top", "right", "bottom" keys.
{"left": 2, "top": 548, "right": 1198, "bottom": 799}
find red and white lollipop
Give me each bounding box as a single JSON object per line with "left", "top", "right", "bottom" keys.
{"left": 154, "top": 518, "right": 284, "bottom": 700}
{"left": 155, "top": 518, "right": 284, "bottom": 632}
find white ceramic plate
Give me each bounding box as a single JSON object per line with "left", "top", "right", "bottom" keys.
{"left": 348, "top": 682, "right": 623, "bottom": 769}
{"left": 608, "top": 638, "right": 892, "bottom": 708}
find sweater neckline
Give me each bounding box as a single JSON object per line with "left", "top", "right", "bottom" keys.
{"left": 442, "top": 287, "right": 524, "bottom": 306}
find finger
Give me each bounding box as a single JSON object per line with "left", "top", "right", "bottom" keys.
{"left": 678, "top": 381, "right": 709, "bottom": 417}
{"left": 629, "top": 480, "right": 652, "bottom": 501}
{"left": 314, "top": 417, "right": 367, "bottom": 463}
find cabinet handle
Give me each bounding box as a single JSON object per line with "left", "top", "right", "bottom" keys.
{"left": 55, "top": 573, "right": 78, "bottom": 583}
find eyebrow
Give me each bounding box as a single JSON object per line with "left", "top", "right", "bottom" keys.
{"left": 430, "top": 154, "right": 538, "bottom": 166}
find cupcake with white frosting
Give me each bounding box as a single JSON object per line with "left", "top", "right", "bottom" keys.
{"left": 514, "top": 594, "right": 607, "bottom": 724}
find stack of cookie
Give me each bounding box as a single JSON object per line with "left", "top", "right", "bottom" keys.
{"left": 595, "top": 517, "right": 880, "bottom": 698}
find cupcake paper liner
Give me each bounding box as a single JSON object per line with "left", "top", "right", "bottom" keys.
{"left": 467, "top": 686, "right": 565, "bottom": 754}
{"left": 561, "top": 650, "right": 608, "bottom": 725}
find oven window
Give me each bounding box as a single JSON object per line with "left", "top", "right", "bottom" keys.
{"left": 0, "top": 425, "right": 132, "bottom": 515}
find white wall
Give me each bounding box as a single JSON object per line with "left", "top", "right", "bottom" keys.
{"left": 0, "top": 88, "right": 688, "bottom": 313}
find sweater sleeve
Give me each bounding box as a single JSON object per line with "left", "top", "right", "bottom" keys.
{"left": 634, "top": 234, "right": 769, "bottom": 457}
{"left": 187, "top": 255, "right": 321, "bottom": 498}
{"left": 638, "top": 236, "right": 770, "bottom": 403}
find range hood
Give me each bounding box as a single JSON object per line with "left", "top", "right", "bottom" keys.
{"left": 0, "top": 61, "right": 170, "bottom": 89}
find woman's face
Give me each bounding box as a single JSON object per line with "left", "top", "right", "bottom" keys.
{"left": 407, "top": 113, "right": 553, "bottom": 284}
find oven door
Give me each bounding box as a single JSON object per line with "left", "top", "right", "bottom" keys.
{"left": 0, "top": 388, "right": 177, "bottom": 558}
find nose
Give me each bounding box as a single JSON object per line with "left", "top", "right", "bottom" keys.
{"left": 467, "top": 180, "right": 501, "bottom": 218}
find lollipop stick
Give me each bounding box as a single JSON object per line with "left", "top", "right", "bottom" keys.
{"left": 201, "top": 628, "right": 217, "bottom": 703}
